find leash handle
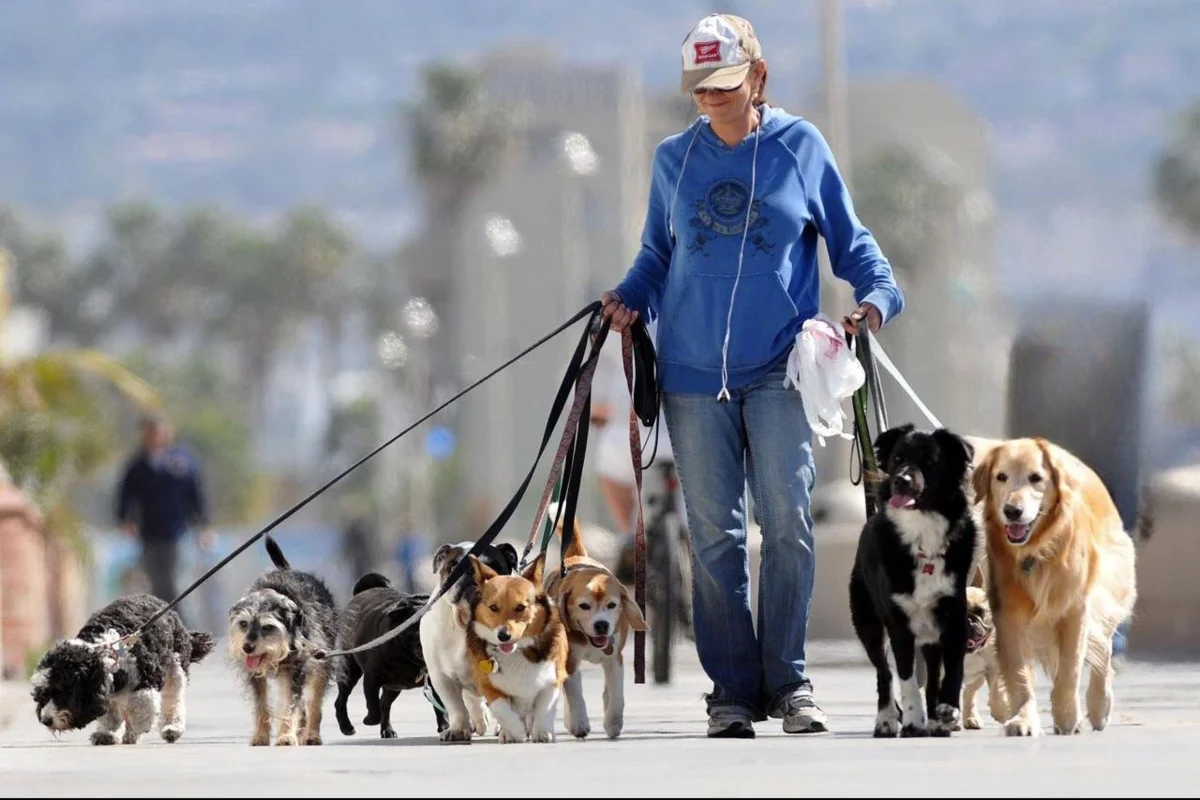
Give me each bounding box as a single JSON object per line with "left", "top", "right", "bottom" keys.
{"left": 622, "top": 326, "right": 648, "bottom": 685}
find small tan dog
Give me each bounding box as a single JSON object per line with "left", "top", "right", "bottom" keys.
{"left": 543, "top": 520, "right": 648, "bottom": 739}
{"left": 960, "top": 585, "right": 1008, "bottom": 730}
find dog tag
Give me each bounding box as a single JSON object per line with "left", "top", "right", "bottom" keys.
{"left": 921, "top": 562, "right": 935, "bottom": 575}
{"left": 479, "top": 658, "right": 499, "bottom": 674}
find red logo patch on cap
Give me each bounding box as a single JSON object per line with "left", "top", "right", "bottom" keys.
{"left": 693, "top": 40, "right": 722, "bottom": 65}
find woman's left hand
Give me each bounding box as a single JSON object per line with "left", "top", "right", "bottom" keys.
{"left": 841, "top": 302, "right": 882, "bottom": 336}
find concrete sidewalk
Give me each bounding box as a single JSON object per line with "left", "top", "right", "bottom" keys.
{"left": 2, "top": 639, "right": 1199, "bottom": 797}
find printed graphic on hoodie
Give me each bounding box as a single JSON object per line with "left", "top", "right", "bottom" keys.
{"left": 685, "top": 178, "right": 775, "bottom": 257}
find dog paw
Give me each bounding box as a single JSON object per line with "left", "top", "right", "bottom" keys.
{"left": 900, "top": 724, "right": 929, "bottom": 738}
{"left": 276, "top": 734, "right": 298, "bottom": 746}
{"left": 1004, "top": 719, "right": 1042, "bottom": 737}
{"left": 1088, "top": 713, "right": 1109, "bottom": 732}
{"left": 498, "top": 729, "right": 525, "bottom": 745}
{"left": 161, "top": 724, "right": 184, "bottom": 744}
{"left": 339, "top": 723, "right": 356, "bottom": 736}
{"left": 303, "top": 733, "right": 323, "bottom": 746}
{"left": 250, "top": 732, "right": 271, "bottom": 746}
{"left": 363, "top": 711, "right": 381, "bottom": 726}
{"left": 604, "top": 717, "right": 623, "bottom": 740}
{"left": 567, "top": 716, "right": 591, "bottom": 739}
{"left": 439, "top": 728, "right": 472, "bottom": 744}
{"left": 90, "top": 731, "right": 118, "bottom": 746}
{"left": 380, "top": 726, "right": 396, "bottom": 740}
{"left": 929, "top": 703, "right": 960, "bottom": 737}
{"left": 963, "top": 715, "right": 982, "bottom": 730}
{"left": 1053, "top": 721, "right": 1083, "bottom": 736}
{"left": 121, "top": 729, "right": 141, "bottom": 745}
{"left": 873, "top": 719, "right": 901, "bottom": 738}
{"left": 531, "top": 728, "right": 554, "bottom": 744}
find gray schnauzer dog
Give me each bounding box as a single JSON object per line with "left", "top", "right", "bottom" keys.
{"left": 32, "top": 594, "right": 214, "bottom": 745}
{"left": 227, "top": 535, "right": 341, "bottom": 746}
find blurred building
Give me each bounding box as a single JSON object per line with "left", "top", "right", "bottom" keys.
{"left": 838, "top": 79, "right": 1012, "bottom": 442}
{"left": 450, "top": 49, "right": 683, "bottom": 529}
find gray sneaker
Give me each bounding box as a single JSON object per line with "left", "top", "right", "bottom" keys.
{"left": 773, "top": 687, "right": 829, "bottom": 734}
{"left": 707, "top": 707, "right": 756, "bottom": 739}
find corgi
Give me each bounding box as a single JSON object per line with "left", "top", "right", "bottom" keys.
{"left": 543, "top": 519, "right": 647, "bottom": 739}
{"left": 466, "top": 553, "right": 569, "bottom": 744}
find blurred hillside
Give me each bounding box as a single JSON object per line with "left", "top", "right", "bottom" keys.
{"left": 1, "top": 0, "right": 1196, "bottom": 300}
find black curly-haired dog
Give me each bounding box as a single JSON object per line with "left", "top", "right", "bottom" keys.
{"left": 31, "top": 594, "right": 215, "bottom": 745}
{"left": 334, "top": 572, "right": 445, "bottom": 739}
{"left": 227, "top": 534, "right": 340, "bottom": 746}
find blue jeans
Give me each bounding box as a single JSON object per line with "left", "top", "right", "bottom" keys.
{"left": 663, "top": 358, "right": 816, "bottom": 720}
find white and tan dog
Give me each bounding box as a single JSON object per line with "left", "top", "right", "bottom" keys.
{"left": 419, "top": 540, "right": 520, "bottom": 743}
{"left": 543, "top": 520, "right": 648, "bottom": 739}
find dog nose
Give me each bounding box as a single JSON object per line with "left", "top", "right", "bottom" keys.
{"left": 893, "top": 473, "right": 914, "bottom": 491}
{"left": 41, "top": 717, "right": 53, "bottom": 728}
{"left": 497, "top": 628, "right": 511, "bottom": 643}
{"left": 1003, "top": 504, "right": 1022, "bottom": 522}
{"left": 593, "top": 620, "right": 609, "bottom": 635}
{"left": 242, "top": 641, "right": 256, "bottom": 654}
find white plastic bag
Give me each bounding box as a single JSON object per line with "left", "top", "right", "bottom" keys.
{"left": 782, "top": 313, "right": 866, "bottom": 446}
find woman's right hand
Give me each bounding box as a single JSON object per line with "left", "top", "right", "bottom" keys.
{"left": 600, "top": 289, "right": 639, "bottom": 333}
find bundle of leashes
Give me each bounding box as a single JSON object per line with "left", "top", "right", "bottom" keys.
{"left": 113, "top": 300, "right": 662, "bottom": 683}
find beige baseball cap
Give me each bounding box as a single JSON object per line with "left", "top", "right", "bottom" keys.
{"left": 680, "top": 14, "right": 763, "bottom": 95}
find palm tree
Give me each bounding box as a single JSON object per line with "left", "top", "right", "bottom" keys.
{"left": 1153, "top": 99, "right": 1200, "bottom": 241}
{"left": 402, "top": 61, "right": 520, "bottom": 383}
{"left": 0, "top": 247, "right": 161, "bottom": 560}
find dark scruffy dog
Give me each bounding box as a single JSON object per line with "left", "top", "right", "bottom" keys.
{"left": 31, "top": 594, "right": 214, "bottom": 745}
{"left": 334, "top": 572, "right": 446, "bottom": 739}
{"left": 227, "top": 534, "right": 340, "bottom": 746}
{"left": 849, "top": 423, "right": 978, "bottom": 738}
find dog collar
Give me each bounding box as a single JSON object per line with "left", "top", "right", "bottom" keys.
{"left": 1021, "top": 555, "right": 1036, "bottom": 575}
{"left": 915, "top": 548, "right": 946, "bottom": 576}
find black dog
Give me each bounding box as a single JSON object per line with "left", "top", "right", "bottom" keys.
{"left": 334, "top": 572, "right": 444, "bottom": 738}
{"left": 32, "top": 594, "right": 214, "bottom": 745}
{"left": 849, "top": 423, "right": 977, "bottom": 738}
{"left": 227, "top": 534, "right": 341, "bottom": 746}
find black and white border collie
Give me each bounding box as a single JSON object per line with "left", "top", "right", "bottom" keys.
{"left": 849, "top": 423, "right": 978, "bottom": 738}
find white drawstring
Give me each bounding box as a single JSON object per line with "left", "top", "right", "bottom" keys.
{"left": 717, "top": 116, "right": 761, "bottom": 403}
{"left": 669, "top": 125, "right": 702, "bottom": 242}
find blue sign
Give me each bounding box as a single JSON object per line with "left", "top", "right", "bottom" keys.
{"left": 425, "top": 425, "right": 456, "bottom": 462}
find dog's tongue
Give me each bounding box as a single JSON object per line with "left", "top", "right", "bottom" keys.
{"left": 1006, "top": 523, "right": 1029, "bottom": 543}
{"left": 888, "top": 494, "right": 917, "bottom": 510}
{"left": 244, "top": 654, "right": 263, "bottom": 671}
{"left": 497, "top": 642, "right": 515, "bottom": 654}
{"left": 589, "top": 635, "right": 610, "bottom": 650}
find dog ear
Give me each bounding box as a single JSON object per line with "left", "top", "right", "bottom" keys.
{"left": 619, "top": 584, "right": 649, "bottom": 632}
{"left": 495, "top": 543, "right": 520, "bottom": 574}
{"left": 971, "top": 444, "right": 998, "bottom": 508}
{"left": 522, "top": 552, "right": 545, "bottom": 586}
{"left": 933, "top": 428, "right": 975, "bottom": 480}
{"left": 386, "top": 605, "right": 412, "bottom": 630}
{"left": 432, "top": 544, "right": 457, "bottom": 574}
{"left": 873, "top": 423, "right": 914, "bottom": 471}
{"left": 1035, "top": 437, "right": 1081, "bottom": 512}
{"left": 470, "top": 554, "right": 498, "bottom": 585}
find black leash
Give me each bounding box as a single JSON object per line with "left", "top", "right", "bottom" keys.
{"left": 118, "top": 301, "right": 609, "bottom": 647}
{"left": 315, "top": 312, "right": 661, "bottom": 661}
{"left": 849, "top": 316, "right": 889, "bottom": 518}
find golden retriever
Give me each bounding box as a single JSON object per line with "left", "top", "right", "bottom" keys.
{"left": 972, "top": 437, "right": 1137, "bottom": 737}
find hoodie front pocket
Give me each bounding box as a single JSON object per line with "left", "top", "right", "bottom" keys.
{"left": 659, "top": 271, "right": 799, "bottom": 372}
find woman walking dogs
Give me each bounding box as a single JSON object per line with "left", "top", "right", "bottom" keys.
{"left": 600, "top": 13, "right": 905, "bottom": 739}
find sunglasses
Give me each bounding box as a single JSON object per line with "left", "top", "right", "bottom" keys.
{"left": 692, "top": 83, "right": 744, "bottom": 96}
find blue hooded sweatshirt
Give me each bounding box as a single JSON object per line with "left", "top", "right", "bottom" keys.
{"left": 613, "top": 104, "right": 904, "bottom": 397}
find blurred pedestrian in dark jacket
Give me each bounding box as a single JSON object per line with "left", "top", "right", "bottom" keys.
{"left": 115, "top": 414, "right": 212, "bottom": 622}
